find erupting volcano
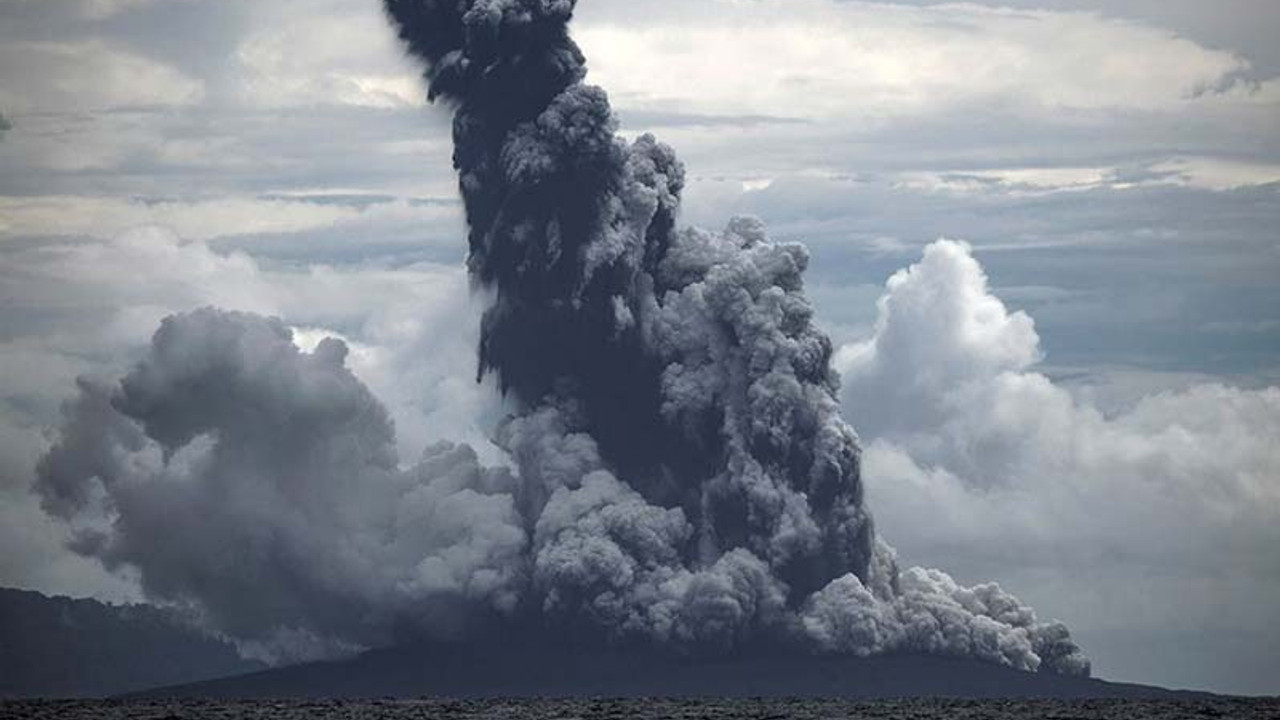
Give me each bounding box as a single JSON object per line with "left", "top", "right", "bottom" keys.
{"left": 34, "top": 0, "right": 1088, "bottom": 681}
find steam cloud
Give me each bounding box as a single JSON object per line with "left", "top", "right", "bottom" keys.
{"left": 34, "top": 0, "right": 1088, "bottom": 675}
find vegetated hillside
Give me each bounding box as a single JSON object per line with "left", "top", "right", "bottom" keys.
{"left": 0, "top": 587, "right": 261, "bottom": 698}
{"left": 137, "top": 636, "right": 1213, "bottom": 700}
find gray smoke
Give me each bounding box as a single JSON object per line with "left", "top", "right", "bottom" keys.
{"left": 34, "top": 0, "right": 1089, "bottom": 676}
{"left": 37, "top": 310, "right": 527, "bottom": 661}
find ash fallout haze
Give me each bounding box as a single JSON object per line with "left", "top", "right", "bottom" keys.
{"left": 1, "top": 0, "right": 1278, "bottom": 699}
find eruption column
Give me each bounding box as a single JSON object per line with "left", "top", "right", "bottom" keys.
{"left": 33, "top": 0, "right": 1090, "bottom": 676}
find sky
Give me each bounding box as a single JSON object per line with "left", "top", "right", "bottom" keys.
{"left": 0, "top": 0, "right": 1278, "bottom": 696}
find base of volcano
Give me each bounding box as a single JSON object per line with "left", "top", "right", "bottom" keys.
{"left": 131, "top": 640, "right": 1210, "bottom": 700}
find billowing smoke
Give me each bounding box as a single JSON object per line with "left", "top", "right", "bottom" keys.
{"left": 33, "top": 0, "right": 1089, "bottom": 675}
{"left": 36, "top": 309, "right": 527, "bottom": 661}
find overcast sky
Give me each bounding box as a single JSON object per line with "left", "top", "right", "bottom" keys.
{"left": 1, "top": 0, "right": 1277, "bottom": 695}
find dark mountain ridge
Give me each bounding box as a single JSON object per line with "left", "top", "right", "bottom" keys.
{"left": 132, "top": 634, "right": 1215, "bottom": 701}
{"left": 0, "top": 586, "right": 1219, "bottom": 700}
{"left": 0, "top": 587, "right": 260, "bottom": 698}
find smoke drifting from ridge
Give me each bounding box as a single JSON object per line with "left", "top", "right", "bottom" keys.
{"left": 37, "top": 309, "right": 528, "bottom": 661}
{"left": 33, "top": 0, "right": 1088, "bottom": 675}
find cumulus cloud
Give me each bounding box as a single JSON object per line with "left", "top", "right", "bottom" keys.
{"left": 839, "top": 239, "right": 1280, "bottom": 688}
{"left": 841, "top": 238, "right": 1280, "bottom": 501}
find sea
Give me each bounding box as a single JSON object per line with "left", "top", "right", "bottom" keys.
{"left": 2, "top": 698, "right": 1278, "bottom": 719}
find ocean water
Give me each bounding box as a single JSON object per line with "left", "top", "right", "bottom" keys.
{"left": 3, "top": 698, "right": 1278, "bottom": 719}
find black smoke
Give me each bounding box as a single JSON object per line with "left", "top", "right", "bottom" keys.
{"left": 383, "top": 0, "right": 872, "bottom": 605}
{"left": 32, "top": 0, "right": 1089, "bottom": 676}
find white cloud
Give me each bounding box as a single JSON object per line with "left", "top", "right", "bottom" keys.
{"left": 0, "top": 195, "right": 457, "bottom": 243}
{"left": 236, "top": 3, "right": 426, "bottom": 109}
{"left": 0, "top": 40, "right": 204, "bottom": 113}
{"left": 1147, "top": 156, "right": 1280, "bottom": 191}
{"left": 893, "top": 158, "right": 1280, "bottom": 195}
{"left": 576, "top": 0, "right": 1259, "bottom": 121}
{"left": 80, "top": 0, "right": 199, "bottom": 20}
{"left": 838, "top": 239, "right": 1280, "bottom": 691}
{"left": 893, "top": 167, "right": 1111, "bottom": 194}
{"left": 7, "top": 224, "right": 498, "bottom": 444}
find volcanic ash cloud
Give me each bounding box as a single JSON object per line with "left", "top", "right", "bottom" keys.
{"left": 34, "top": 0, "right": 1088, "bottom": 676}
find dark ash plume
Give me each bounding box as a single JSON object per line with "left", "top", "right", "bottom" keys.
{"left": 383, "top": 0, "right": 872, "bottom": 603}
{"left": 33, "top": 0, "right": 1089, "bottom": 676}
{"left": 376, "top": 0, "right": 1085, "bottom": 674}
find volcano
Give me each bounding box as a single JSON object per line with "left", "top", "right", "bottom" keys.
{"left": 131, "top": 640, "right": 1205, "bottom": 700}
